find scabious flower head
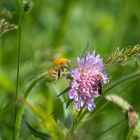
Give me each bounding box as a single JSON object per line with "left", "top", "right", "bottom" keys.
{"left": 69, "top": 51, "right": 109, "bottom": 112}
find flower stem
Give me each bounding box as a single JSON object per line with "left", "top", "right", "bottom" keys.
{"left": 69, "top": 107, "right": 85, "bottom": 138}
{"left": 71, "top": 111, "right": 82, "bottom": 132}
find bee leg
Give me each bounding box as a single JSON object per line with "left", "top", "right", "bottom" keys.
{"left": 58, "top": 70, "right": 61, "bottom": 79}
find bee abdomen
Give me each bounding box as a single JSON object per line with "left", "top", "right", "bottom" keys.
{"left": 49, "top": 67, "right": 60, "bottom": 81}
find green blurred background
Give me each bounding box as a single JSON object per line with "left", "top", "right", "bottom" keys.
{"left": 0, "top": 0, "right": 140, "bottom": 139}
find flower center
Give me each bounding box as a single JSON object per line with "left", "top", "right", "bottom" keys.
{"left": 78, "top": 69, "right": 99, "bottom": 99}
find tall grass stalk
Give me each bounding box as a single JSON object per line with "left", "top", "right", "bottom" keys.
{"left": 13, "top": 0, "right": 24, "bottom": 139}
{"left": 0, "top": 36, "right": 2, "bottom": 65}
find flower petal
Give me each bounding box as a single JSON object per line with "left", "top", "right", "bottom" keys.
{"left": 80, "top": 99, "right": 85, "bottom": 107}
{"left": 71, "top": 80, "right": 78, "bottom": 88}
{"left": 74, "top": 93, "right": 79, "bottom": 101}
{"left": 87, "top": 99, "right": 96, "bottom": 112}
{"left": 71, "top": 68, "right": 80, "bottom": 79}
{"left": 76, "top": 100, "right": 81, "bottom": 111}
{"left": 69, "top": 89, "right": 75, "bottom": 99}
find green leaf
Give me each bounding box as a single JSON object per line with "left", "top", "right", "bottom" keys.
{"left": 25, "top": 121, "right": 51, "bottom": 140}
{"left": 57, "top": 87, "right": 70, "bottom": 97}
{"left": 18, "top": 96, "right": 64, "bottom": 139}
{"left": 66, "top": 99, "right": 73, "bottom": 108}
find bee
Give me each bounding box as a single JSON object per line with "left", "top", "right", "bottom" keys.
{"left": 48, "top": 57, "right": 70, "bottom": 81}
{"left": 97, "top": 75, "right": 103, "bottom": 95}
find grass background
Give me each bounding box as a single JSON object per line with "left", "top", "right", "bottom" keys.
{"left": 0, "top": 0, "right": 140, "bottom": 139}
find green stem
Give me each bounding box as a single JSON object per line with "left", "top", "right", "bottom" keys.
{"left": 14, "top": 72, "right": 48, "bottom": 140}
{"left": 0, "top": 35, "right": 2, "bottom": 65}
{"left": 15, "top": 2, "right": 23, "bottom": 104}
{"left": 13, "top": 0, "right": 24, "bottom": 139}
{"left": 126, "top": 128, "right": 133, "bottom": 140}
{"left": 69, "top": 107, "right": 84, "bottom": 137}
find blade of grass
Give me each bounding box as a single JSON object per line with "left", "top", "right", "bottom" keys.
{"left": 66, "top": 99, "right": 73, "bottom": 109}
{"left": 57, "top": 87, "right": 70, "bottom": 97}
{"left": 25, "top": 121, "right": 51, "bottom": 140}
{"left": 0, "top": 34, "right": 2, "bottom": 65}
{"left": 17, "top": 95, "right": 64, "bottom": 140}
{"left": 95, "top": 119, "right": 125, "bottom": 140}
{"left": 14, "top": 0, "right": 24, "bottom": 139}
{"left": 103, "top": 70, "right": 140, "bottom": 95}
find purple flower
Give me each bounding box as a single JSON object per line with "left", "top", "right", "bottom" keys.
{"left": 69, "top": 52, "right": 109, "bottom": 112}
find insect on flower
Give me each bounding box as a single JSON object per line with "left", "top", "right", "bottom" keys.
{"left": 97, "top": 75, "right": 104, "bottom": 95}
{"left": 48, "top": 57, "right": 70, "bottom": 81}
{"left": 69, "top": 49, "right": 109, "bottom": 112}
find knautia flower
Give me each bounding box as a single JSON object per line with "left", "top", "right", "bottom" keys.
{"left": 69, "top": 51, "right": 109, "bottom": 112}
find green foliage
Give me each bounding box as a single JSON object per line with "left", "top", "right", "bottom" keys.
{"left": 106, "top": 94, "right": 140, "bottom": 140}
{"left": 25, "top": 121, "right": 51, "bottom": 140}
{"left": 105, "top": 44, "right": 140, "bottom": 66}
{"left": 57, "top": 86, "right": 70, "bottom": 97}
{"left": 0, "top": 0, "right": 140, "bottom": 140}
